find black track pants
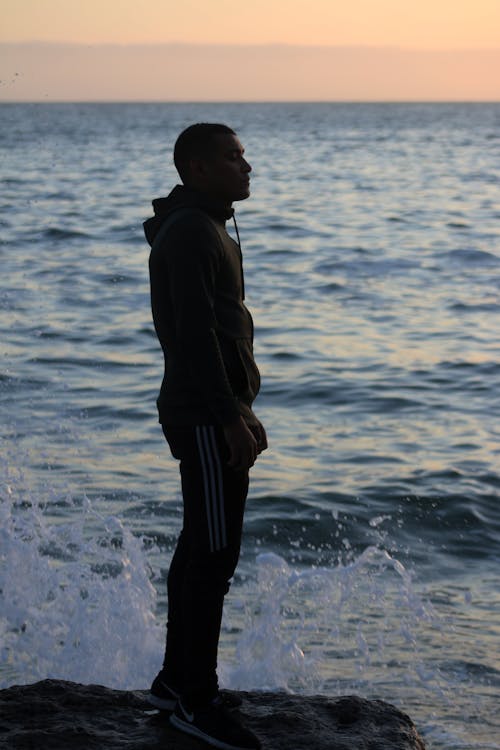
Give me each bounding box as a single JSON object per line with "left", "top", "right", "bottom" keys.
{"left": 161, "top": 423, "right": 249, "bottom": 706}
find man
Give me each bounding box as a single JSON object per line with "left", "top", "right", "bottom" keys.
{"left": 144, "top": 123, "right": 266, "bottom": 750}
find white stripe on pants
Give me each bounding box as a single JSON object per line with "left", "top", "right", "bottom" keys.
{"left": 195, "top": 425, "right": 227, "bottom": 552}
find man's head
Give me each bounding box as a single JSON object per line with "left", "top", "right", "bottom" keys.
{"left": 173, "top": 123, "right": 252, "bottom": 204}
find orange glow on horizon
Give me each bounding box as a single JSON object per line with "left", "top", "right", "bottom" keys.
{"left": 2, "top": 1, "right": 499, "bottom": 101}
{"left": 2, "top": 0, "right": 500, "bottom": 50}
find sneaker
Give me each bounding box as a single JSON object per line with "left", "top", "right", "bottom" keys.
{"left": 148, "top": 672, "right": 180, "bottom": 711}
{"left": 170, "top": 698, "right": 261, "bottom": 750}
{"left": 148, "top": 671, "right": 243, "bottom": 712}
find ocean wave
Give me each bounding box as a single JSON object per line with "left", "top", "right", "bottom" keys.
{"left": 449, "top": 301, "right": 500, "bottom": 313}
{"left": 441, "top": 248, "right": 499, "bottom": 265}
{"left": 41, "top": 227, "right": 93, "bottom": 241}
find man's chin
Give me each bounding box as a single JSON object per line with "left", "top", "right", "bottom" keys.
{"left": 234, "top": 188, "right": 251, "bottom": 202}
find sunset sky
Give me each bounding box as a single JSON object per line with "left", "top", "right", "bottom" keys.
{"left": 1, "top": 0, "right": 499, "bottom": 100}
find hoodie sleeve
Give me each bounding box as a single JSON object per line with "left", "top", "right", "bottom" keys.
{"left": 160, "top": 214, "right": 241, "bottom": 426}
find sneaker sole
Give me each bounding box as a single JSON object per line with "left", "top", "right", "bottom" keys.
{"left": 170, "top": 713, "right": 259, "bottom": 750}
{"left": 147, "top": 692, "right": 176, "bottom": 711}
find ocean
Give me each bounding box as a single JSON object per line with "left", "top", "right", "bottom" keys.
{"left": 1, "top": 102, "right": 499, "bottom": 749}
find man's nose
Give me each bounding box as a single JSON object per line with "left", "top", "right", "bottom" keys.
{"left": 242, "top": 159, "right": 252, "bottom": 173}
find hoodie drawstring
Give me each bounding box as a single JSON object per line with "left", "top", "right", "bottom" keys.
{"left": 232, "top": 213, "right": 245, "bottom": 300}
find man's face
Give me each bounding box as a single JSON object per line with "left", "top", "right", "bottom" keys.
{"left": 198, "top": 133, "right": 252, "bottom": 204}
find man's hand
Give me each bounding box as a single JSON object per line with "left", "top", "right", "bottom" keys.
{"left": 223, "top": 417, "right": 260, "bottom": 471}
{"left": 251, "top": 420, "right": 268, "bottom": 456}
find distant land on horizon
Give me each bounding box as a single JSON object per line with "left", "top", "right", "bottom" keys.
{"left": 1, "top": 42, "right": 499, "bottom": 102}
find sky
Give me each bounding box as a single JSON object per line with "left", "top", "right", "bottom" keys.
{"left": 3, "top": 0, "right": 500, "bottom": 48}
{"left": 1, "top": 0, "right": 499, "bottom": 101}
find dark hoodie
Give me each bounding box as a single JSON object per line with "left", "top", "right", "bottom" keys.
{"left": 144, "top": 185, "right": 260, "bottom": 427}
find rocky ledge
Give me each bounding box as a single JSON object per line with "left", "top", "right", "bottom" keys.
{"left": 0, "top": 679, "right": 426, "bottom": 749}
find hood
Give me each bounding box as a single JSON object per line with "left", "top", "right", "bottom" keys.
{"left": 143, "top": 184, "right": 235, "bottom": 246}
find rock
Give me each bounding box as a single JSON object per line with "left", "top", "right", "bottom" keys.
{"left": 0, "top": 679, "right": 426, "bottom": 749}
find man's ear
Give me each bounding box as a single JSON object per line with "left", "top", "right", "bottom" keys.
{"left": 189, "top": 157, "right": 207, "bottom": 181}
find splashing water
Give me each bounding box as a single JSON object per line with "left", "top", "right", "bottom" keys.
{"left": 1, "top": 431, "right": 443, "bottom": 696}
{"left": 223, "top": 550, "right": 446, "bottom": 703}
{"left": 2, "top": 451, "right": 444, "bottom": 703}
{"left": 0, "top": 462, "right": 164, "bottom": 689}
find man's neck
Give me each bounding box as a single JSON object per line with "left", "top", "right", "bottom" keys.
{"left": 182, "top": 184, "right": 233, "bottom": 219}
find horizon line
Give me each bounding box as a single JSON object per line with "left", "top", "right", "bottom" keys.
{"left": 1, "top": 99, "right": 499, "bottom": 105}
{"left": 2, "top": 40, "right": 500, "bottom": 53}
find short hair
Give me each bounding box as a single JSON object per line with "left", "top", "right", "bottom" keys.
{"left": 173, "top": 123, "right": 236, "bottom": 183}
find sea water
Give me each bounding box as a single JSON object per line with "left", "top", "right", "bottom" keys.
{"left": 1, "top": 102, "right": 499, "bottom": 748}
